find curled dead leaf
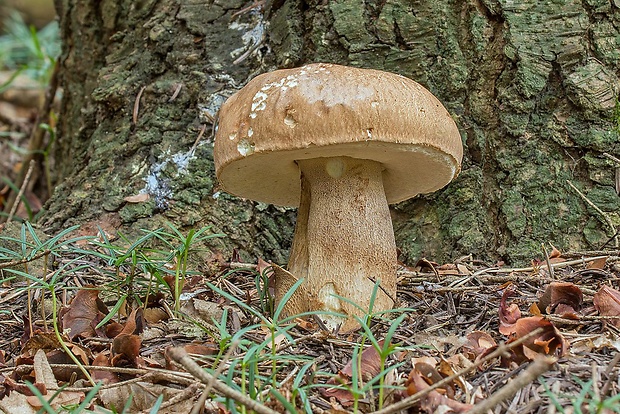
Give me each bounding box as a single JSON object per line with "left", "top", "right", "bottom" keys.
{"left": 405, "top": 369, "right": 472, "bottom": 413}
{"left": 464, "top": 331, "right": 497, "bottom": 359}
{"left": 499, "top": 287, "right": 521, "bottom": 335}
{"left": 594, "top": 285, "right": 620, "bottom": 328}
{"left": 537, "top": 282, "right": 582, "bottom": 317}
{"left": 511, "top": 316, "right": 568, "bottom": 362}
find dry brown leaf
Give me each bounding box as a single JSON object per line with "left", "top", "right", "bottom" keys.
{"left": 99, "top": 382, "right": 193, "bottom": 413}
{"left": 321, "top": 340, "right": 387, "bottom": 406}
{"left": 511, "top": 316, "right": 568, "bottom": 362}
{"left": 549, "top": 245, "right": 562, "bottom": 259}
{"left": 0, "top": 390, "right": 36, "bottom": 414}
{"left": 594, "top": 285, "right": 620, "bottom": 328}
{"left": 537, "top": 282, "right": 583, "bottom": 318}
{"left": 21, "top": 332, "right": 61, "bottom": 356}
{"left": 294, "top": 317, "right": 315, "bottom": 330}
{"left": 499, "top": 287, "right": 521, "bottom": 335}
{"left": 26, "top": 349, "right": 84, "bottom": 410}
{"left": 61, "top": 288, "right": 109, "bottom": 339}
{"left": 464, "top": 331, "right": 497, "bottom": 358}
{"left": 92, "top": 352, "right": 119, "bottom": 384}
{"left": 586, "top": 256, "right": 608, "bottom": 270}
{"left": 183, "top": 343, "right": 219, "bottom": 357}
{"left": 405, "top": 369, "right": 473, "bottom": 413}
{"left": 110, "top": 308, "right": 145, "bottom": 367}
{"left": 143, "top": 307, "right": 168, "bottom": 324}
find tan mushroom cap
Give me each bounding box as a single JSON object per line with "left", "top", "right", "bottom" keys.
{"left": 214, "top": 63, "right": 463, "bottom": 207}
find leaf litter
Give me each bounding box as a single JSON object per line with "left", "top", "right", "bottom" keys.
{"left": 1, "top": 237, "right": 620, "bottom": 412}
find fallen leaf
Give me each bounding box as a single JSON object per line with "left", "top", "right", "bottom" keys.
{"left": 111, "top": 309, "right": 144, "bottom": 367}
{"left": 594, "top": 285, "right": 620, "bottom": 328}
{"left": 405, "top": 369, "right": 473, "bottom": 413}
{"left": 26, "top": 350, "right": 84, "bottom": 410}
{"left": 465, "top": 331, "right": 497, "bottom": 357}
{"left": 61, "top": 288, "right": 109, "bottom": 339}
{"left": 321, "top": 340, "right": 387, "bottom": 406}
{"left": 549, "top": 245, "right": 562, "bottom": 259}
{"left": 499, "top": 287, "right": 521, "bottom": 335}
{"left": 537, "top": 282, "right": 583, "bottom": 317}
{"left": 92, "top": 352, "right": 119, "bottom": 384}
{"left": 0, "top": 389, "right": 36, "bottom": 414}
{"left": 586, "top": 256, "right": 608, "bottom": 270}
{"left": 511, "top": 316, "right": 568, "bottom": 362}
{"left": 571, "top": 332, "right": 620, "bottom": 353}
{"left": 294, "top": 318, "right": 315, "bottom": 331}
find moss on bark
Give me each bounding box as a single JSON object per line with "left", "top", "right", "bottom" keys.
{"left": 46, "top": 0, "right": 620, "bottom": 266}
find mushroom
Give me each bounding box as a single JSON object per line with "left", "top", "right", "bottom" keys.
{"left": 214, "top": 63, "right": 463, "bottom": 331}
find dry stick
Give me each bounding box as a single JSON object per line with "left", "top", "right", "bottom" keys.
{"left": 467, "top": 356, "right": 556, "bottom": 414}
{"left": 133, "top": 86, "right": 146, "bottom": 125}
{"left": 7, "top": 160, "right": 35, "bottom": 222}
{"left": 567, "top": 180, "right": 618, "bottom": 248}
{"left": 168, "top": 347, "right": 280, "bottom": 414}
{"left": 601, "top": 352, "right": 620, "bottom": 397}
{"left": 190, "top": 391, "right": 210, "bottom": 414}
{"left": 484, "top": 255, "right": 610, "bottom": 273}
{"left": 139, "top": 382, "right": 202, "bottom": 414}
{"left": 369, "top": 328, "right": 545, "bottom": 414}
{"left": 0, "top": 250, "right": 49, "bottom": 269}
{"left": 188, "top": 341, "right": 240, "bottom": 414}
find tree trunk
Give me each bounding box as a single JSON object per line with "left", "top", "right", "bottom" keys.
{"left": 45, "top": 0, "right": 620, "bottom": 265}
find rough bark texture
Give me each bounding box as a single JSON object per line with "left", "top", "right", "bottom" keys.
{"left": 46, "top": 0, "right": 620, "bottom": 265}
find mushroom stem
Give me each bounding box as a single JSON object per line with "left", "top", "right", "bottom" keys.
{"left": 283, "top": 156, "right": 397, "bottom": 331}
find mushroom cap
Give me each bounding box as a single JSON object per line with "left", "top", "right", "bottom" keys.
{"left": 214, "top": 63, "right": 463, "bottom": 207}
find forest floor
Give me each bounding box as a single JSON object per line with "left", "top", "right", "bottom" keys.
{"left": 0, "top": 229, "right": 620, "bottom": 414}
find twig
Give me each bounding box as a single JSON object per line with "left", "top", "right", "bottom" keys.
{"left": 567, "top": 180, "right": 618, "bottom": 248}
{"left": 0, "top": 250, "right": 49, "bottom": 269}
{"left": 485, "top": 255, "right": 610, "bottom": 273}
{"left": 603, "top": 153, "right": 620, "bottom": 165}
{"left": 467, "top": 356, "right": 556, "bottom": 414}
{"left": 140, "top": 382, "right": 202, "bottom": 414}
{"left": 233, "top": 38, "right": 264, "bottom": 65}
{"left": 369, "top": 328, "right": 545, "bottom": 414}
{"left": 7, "top": 160, "right": 35, "bottom": 222}
{"left": 189, "top": 124, "right": 207, "bottom": 154}
{"left": 601, "top": 352, "right": 620, "bottom": 396}
{"left": 542, "top": 243, "right": 555, "bottom": 279}
{"left": 231, "top": 1, "right": 265, "bottom": 18}
{"left": 168, "top": 83, "right": 183, "bottom": 102}
{"left": 604, "top": 153, "right": 620, "bottom": 195}
{"left": 203, "top": 340, "right": 238, "bottom": 397}
{"left": 167, "top": 347, "right": 280, "bottom": 414}
{"left": 133, "top": 86, "right": 146, "bottom": 125}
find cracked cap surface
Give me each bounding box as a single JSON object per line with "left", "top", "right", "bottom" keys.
{"left": 214, "top": 63, "right": 463, "bottom": 207}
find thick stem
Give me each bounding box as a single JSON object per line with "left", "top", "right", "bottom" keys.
{"left": 279, "top": 156, "right": 397, "bottom": 331}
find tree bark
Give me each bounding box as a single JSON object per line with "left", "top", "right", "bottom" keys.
{"left": 45, "top": 0, "right": 620, "bottom": 265}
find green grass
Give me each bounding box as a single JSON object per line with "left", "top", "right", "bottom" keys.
{"left": 0, "top": 222, "right": 412, "bottom": 413}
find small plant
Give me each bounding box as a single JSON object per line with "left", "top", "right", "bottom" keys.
{"left": 0, "top": 11, "right": 60, "bottom": 84}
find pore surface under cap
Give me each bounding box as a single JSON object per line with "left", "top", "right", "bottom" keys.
{"left": 214, "top": 63, "right": 463, "bottom": 207}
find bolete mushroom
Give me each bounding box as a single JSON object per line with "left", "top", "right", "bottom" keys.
{"left": 214, "top": 63, "right": 463, "bottom": 331}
